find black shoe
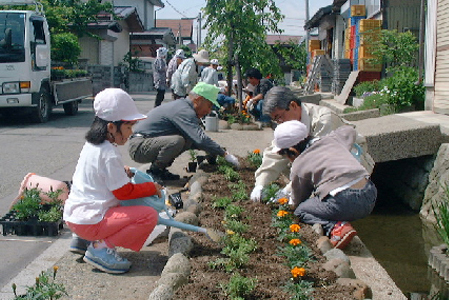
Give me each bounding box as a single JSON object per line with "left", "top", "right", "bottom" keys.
{"left": 148, "top": 167, "right": 180, "bottom": 181}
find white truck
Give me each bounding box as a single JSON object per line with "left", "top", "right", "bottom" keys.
{"left": 0, "top": 0, "right": 93, "bottom": 123}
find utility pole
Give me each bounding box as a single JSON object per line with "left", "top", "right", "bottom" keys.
{"left": 305, "top": 0, "right": 310, "bottom": 66}
{"left": 197, "top": 12, "right": 202, "bottom": 48}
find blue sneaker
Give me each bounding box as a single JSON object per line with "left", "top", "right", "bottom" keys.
{"left": 69, "top": 236, "right": 90, "bottom": 255}
{"left": 83, "top": 245, "right": 132, "bottom": 274}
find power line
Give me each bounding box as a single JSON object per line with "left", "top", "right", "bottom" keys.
{"left": 165, "top": 0, "right": 189, "bottom": 18}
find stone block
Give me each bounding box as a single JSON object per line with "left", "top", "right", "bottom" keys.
{"left": 147, "top": 284, "right": 174, "bottom": 300}
{"left": 341, "top": 108, "right": 380, "bottom": 121}
{"left": 352, "top": 114, "right": 442, "bottom": 163}
{"left": 161, "top": 253, "right": 190, "bottom": 278}
{"left": 319, "top": 99, "right": 349, "bottom": 114}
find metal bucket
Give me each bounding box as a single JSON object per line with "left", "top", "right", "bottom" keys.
{"left": 205, "top": 111, "right": 219, "bottom": 132}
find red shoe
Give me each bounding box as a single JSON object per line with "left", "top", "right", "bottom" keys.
{"left": 330, "top": 222, "right": 357, "bottom": 250}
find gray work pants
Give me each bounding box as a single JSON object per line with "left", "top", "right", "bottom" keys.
{"left": 128, "top": 135, "right": 192, "bottom": 169}
{"left": 294, "top": 180, "right": 377, "bottom": 236}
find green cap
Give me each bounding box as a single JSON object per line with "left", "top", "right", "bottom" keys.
{"left": 192, "top": 82, "right": 220, "bottom": 108}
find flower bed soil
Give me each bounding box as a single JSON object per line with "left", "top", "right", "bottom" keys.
{"left": 174, "top": 159, "right": 358, "bottom": 299}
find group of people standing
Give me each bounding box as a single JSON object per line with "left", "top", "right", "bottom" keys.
{"left": 60, "top": 47, "right": 378, "bottom": 275}
{"left": 152, "top": 47, "right": 221, "bottom": 107}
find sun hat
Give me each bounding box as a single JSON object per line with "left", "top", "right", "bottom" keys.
{"left": 175, "top": 49, "right": 186, "bottom": 59}
{"left": 94, "top": 88, "right": 147, "bottom": 122}
{"left": 210, "top": 59, "right": 219, "bottom": 65}
{"left": 192, "top": 82, "right": 220, "bottom": 107}
{"left": 193, "top": 49, "right": 210, "bottom": 64}
{"left": 272, "top": 120, "right": 309, "bottom": 153}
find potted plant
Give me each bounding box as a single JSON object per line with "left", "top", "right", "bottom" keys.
{"left": 187, "top": 149, "right": 198, "bottom": 172}
{"left": 1, "top": 187, "right": 65, "bottom": 236}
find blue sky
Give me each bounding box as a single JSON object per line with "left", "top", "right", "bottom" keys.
{"left": 156, "top": 0, "right": 334, "bottom": 37}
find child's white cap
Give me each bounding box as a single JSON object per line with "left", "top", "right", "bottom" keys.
{"left": 94, "top": 88, "right": 147, "bottom": 122}
{"left": 272, "top": 120, "right": 308, "bottom": 153}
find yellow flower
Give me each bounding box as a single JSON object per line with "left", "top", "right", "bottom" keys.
{"left": 253, "top": 149, "right": 260, "bottom": 154}
{"left": 278, "top": 197, "right": 288, "bottom": 205}
{"left": 291, "top": 267, "right": 306, "bottom": 278}
{"left": 226, "top": 230, "right": 235, "bottom": 235}
{"left": 289, "top": 239, "right": 302, "bottom": 246}
{"left": 290, "top": 224, "right": 301, "bottom": 232}
{"left": 277, "top": 210, "right": 289, "bottom": 217}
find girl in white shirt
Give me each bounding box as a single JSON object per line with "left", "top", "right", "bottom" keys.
{"left": 63, "top": 88, "right": 162, "bottom": 274}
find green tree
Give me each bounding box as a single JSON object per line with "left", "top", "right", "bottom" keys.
{"left": 42, "top": 0, "right": 114, "bottom": 37}
{"left": 202, "top": 0, "right": 284, "bottom": 108}
{"left": 273, "top": 40, "right": 307, "bottom": 75}
{"left": 366, "top": 29, "right": 419, "bottom": 69}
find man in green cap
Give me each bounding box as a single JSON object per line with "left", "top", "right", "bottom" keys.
{"left": 128, "top": 82, "right": 239, "bottom": 182}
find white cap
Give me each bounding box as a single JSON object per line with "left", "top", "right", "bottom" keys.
{"left": 272, "top": 120, "right": 308, "bottom": 153}
{"left": 94, "top": 88, "right": 147, "bottom": 122}
{"left": 175, "top": 49, "right": 186, "bottom": 58}
{"left": 210, "top": 59, "right": 219, "bottom": 65}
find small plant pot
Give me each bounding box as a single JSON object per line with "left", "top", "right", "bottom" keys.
{"left": 187, "top": 162, "right": 197, "bottom": 172}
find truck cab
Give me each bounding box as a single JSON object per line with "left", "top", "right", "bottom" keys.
{"left": 0, "top": 0, "right": 92, "bottom": 123}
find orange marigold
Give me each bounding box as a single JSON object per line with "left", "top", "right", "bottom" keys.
{"left": 289, "top": 238, "right": 302, "bottom": 246}
{"left": 290, "top": 224, "right": 301, "bottom": 232}
{"left": 278, "top": 197, "right": 288, "bottom": 205}
{"left": 291, "top": 267, "right": 306, "bottom": 278}
{"left": 277, "top": 210, "right": 289, "bottom": 217}
{"left": 253, "top": 149, "right": 261, "bottom": 154}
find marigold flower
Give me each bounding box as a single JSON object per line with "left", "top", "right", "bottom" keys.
{"left": 289, "top": 239, "right": 302, "bottom": 246}
{"left": 290, "top": 224, "right": 301, "bottom": 232}
{"left": 253, "top": 149, "right": 260, "bottom": 154}
{"left": 291, "top": 266, "right": 306, "bottom": 278}
{"left": 278, "top": 197, "right": 288, "bottom": 205}
{"left": 277, "top": 210, "right": 289, "bottom": 217}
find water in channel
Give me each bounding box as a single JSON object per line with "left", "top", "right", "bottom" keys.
{"left": 352, "top": 192, "right": 445, "bottom": 299}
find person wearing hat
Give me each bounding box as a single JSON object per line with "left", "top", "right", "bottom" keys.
{"left": 153, "top": 47, "right": 168, "bottom": 107}
{"left": 200, "top": 58, "right": 219, "bottom": 86}
{"left": 171, "top": 49, "right": 210, "bottom": 99}
{"left": 128, "top": 82, "right": 240, "bottom": 181}
{"left": 272, "top": 120, "right": 377, "bottom": 250}
{"left": 166, "top": 49, "right": 186, "bottom": 97}
{"left": 63, "top": 88, "right": 163, "bottom": 274}
{"left": 250, "top": 86, "right": 375, "bottom": 202}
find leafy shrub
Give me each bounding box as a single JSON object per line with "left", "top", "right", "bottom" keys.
{"left": 353, "top": 80, "right": 382, "bottom": 98}
{"left": 51, "top": 33, "right": 81, "bottom": 64}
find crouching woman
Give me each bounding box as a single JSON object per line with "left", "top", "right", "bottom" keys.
{"left": 272, "top": 120, "right": 377, "bottom": 250}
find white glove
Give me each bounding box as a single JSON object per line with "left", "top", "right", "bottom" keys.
{"left": 224, "top": 152, "right": 240, "bottom": 168}
{"left": 250, "top": 185, "right": 264, "bottom": 202}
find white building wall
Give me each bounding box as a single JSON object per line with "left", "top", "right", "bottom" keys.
{"left": 100, "top": 40, "right": 114, "bottom": 66}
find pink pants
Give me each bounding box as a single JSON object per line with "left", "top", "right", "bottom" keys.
{"left": 66, "top": 205, "right": 158, "bottom": 252}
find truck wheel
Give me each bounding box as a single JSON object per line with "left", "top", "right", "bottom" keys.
{"left": 32, "top": 87, "right": 52, "bottom": 123}
{"left": 63, "top": 101, "right": 79, "bottom": 116}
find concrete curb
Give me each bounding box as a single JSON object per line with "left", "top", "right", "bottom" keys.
{"left": 148, "top": 172, "right": 207, "bottom": 299}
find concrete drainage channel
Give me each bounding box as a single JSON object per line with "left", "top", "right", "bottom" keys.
{"left": 148, "top": 171, "right": 407, "bottom": 300}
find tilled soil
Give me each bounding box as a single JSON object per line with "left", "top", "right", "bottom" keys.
{"left": 174, "top": 159, "right": 358, "bottom": 300}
